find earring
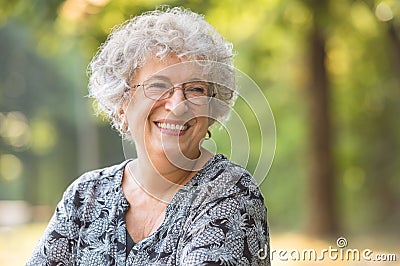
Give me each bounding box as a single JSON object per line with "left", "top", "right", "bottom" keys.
{"left": 205, "top": 130, "right": 211, "bottom": 140}
{"left": 119, "top": 124, "right": 129, "bottom": 134}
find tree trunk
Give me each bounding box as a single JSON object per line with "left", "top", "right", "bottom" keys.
{"left": 387, "top": 21, "right": 400, "bottom": 85}
{"left": 306, "top": 11, "right": 338, "bottom": 236}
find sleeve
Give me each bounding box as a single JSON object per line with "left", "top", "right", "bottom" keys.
{"left": 26, "top": 189, "right": 79, "bottom": 266}
{"left": 178, "top": 177, "right": 271, "bottom": 266}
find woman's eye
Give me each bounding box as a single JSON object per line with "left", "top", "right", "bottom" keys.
{"left": 189, "top": 87, "right": 205, "bottom": 92}
{"left": 148, "top": 82, "right": 169, "bottom": 90}
{"left": 185, "top": 84, "right": 207, "bottom": 94}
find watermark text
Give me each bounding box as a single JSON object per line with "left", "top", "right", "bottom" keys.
{"left": 258, "top": 237, "right": 397, "bottom": 262}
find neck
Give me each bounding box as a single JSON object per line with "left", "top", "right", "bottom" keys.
{"left": 126, "top": 148, "right": 213, "bottom": 203}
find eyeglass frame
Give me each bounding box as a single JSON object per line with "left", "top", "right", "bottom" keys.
{"left": 129, "top": 79, "right": 216, "bottom": 105}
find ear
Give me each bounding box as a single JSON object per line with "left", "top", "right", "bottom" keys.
{"left": 118, "top": 107, "right": 125, "bottom": 116}
{"left": 119, "top": 93, "right": 134, "bottom": 116}
{"left": 118, "top": 94, "right": 135, "bottom": 128}
{"left": 117, "top": 107, "right": 128, "bottom": 126}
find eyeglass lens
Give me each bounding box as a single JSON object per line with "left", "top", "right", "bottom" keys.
{"left": 143, "top": 79, "right": 211, "bottom": 104}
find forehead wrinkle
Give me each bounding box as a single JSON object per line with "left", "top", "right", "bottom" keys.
{"left": 146, "top": 74, "right": 207, "bottom": 85}
{"left": 146, "top": 75, "right": 171, "bottom": 82}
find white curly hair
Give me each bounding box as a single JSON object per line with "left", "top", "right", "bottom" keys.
{"left": 87, "top": 6, "right": 236, "bottom": 136}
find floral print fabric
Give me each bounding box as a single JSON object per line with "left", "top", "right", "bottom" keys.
{"left": 27, "top": 154, "right": 271, "bottom": 265}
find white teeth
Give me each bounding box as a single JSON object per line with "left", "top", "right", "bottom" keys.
{"left": 156, "top": 122, "right": 187, "bottom": 131}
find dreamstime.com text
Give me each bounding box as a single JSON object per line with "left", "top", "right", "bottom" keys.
{"left": 258, "top": 237, "right": 397, "bottom": 262}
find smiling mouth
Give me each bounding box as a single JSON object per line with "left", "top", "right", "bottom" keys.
{"left": 154, "top": 121, "right": 190, "bottom": 136}
{"left": 155, "top": 122, "right": 188, "bottom": 131}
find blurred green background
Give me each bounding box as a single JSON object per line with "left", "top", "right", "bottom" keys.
{"left": 0, "top": 0, "right": 399, "bottom": 264}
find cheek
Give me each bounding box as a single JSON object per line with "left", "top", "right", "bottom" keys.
{"left": 194, "top": 117, "right": 209, "bottom": 137}
{"left": 126, "top": 96, "right": 155, "bottom": 120}
{"left": 190, "top": 105, "right": 210, "bottom": 123}
{"left": 126, "top": 100, "right": 153, "bottom": 136}
{"left": 198, "top": 106, "right": 211, "bottom": 127}
{"left": 198, "top": 104, "right": 210, "bottom": 116}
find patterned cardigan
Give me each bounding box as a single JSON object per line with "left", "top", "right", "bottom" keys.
{"left": 27, "top": 154, "right": 271, "bottom": 265}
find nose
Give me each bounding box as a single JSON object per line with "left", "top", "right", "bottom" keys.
{"left": 164, "top": 87, "right": 189, "bottom": 116}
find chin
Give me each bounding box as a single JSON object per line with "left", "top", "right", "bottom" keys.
{"left": 162, "top": 144, "right": 200, "bottom": 162}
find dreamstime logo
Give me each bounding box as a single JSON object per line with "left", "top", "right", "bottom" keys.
{"left": 122, "top": 60, "right": 276, "bottom": 204}
{"left": 336, "top": 236, "right": 348, "bottom": 248}
{"left": 258, "top": 237, "right": 398, "bottom": 262}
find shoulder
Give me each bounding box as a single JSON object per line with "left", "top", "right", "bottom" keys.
{"left": 69, "top": 160, "right": 128, "bottom": 189}
{"left": 61, "top": 160, "right": 129, "bottom": 207}
{"left": 177, "top": 155, "right": 270, "bottom": 265}
{"left": 197, "top": 154, "right": 264, "bottom": 202}
{"left": 73, "top": 160, "right": 128, "bottom": 183}
{"left": 177, "top": 154, "right": 266, "bottom": 220}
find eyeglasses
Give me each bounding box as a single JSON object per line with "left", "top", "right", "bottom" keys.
{"left": 131, "top": 78, "right": 215, "bottom": 105}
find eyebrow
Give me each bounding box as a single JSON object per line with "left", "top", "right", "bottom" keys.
{"left": 187, "top": 77, "right": 207, "bottom": 82}
{"left": 147, "top": 75, "right": 206, "bottom": 83}
{"left": 147, "top": 75, "right": 171, "bottom": 82}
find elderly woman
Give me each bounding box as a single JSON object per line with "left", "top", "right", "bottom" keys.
{"left": 28, "top": 7, "right": 270, "bottom": 266}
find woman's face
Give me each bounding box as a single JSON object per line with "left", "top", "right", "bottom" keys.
{"left": 124, "top": 55, "right": 210, "bottom": 164}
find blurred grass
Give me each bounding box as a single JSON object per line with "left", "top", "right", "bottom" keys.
{"left": 0, "top": 224, "right": 398, "bottom": 265}
{"left": 0, "top": 223, "right": 46, "bottom": 266}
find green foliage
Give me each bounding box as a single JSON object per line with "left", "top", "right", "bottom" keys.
{"left": 0, "top": 0, "right": 399, "bottom": 235}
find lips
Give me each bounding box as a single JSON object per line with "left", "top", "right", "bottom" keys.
{"left": 155, "top": 122, "right": 188, "bottom": 131}
{"left": 154, "top": 119, "right": 191, "bottom": 136}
